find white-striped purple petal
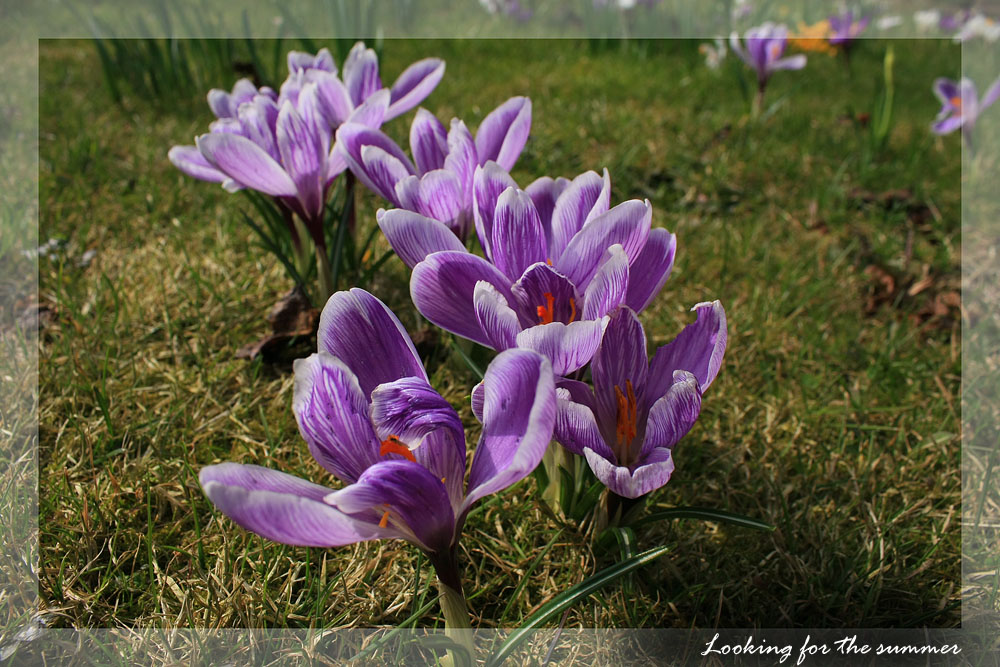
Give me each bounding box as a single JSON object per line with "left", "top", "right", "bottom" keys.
{"left": 475, "top": 96, "right": 532, "bottom": 171}
{"left": 473, "top": 281, "right": 520, "bottom": 351}
{"left": 472, "top": 161, "right": 518, "bottom": 261}
{"left": 583, "top": 446, "right": 674, "bottom": 499}
{"left": 554, "top": 199, "right": 651, "bottom": 292}
{"left": 168, "top": 145, "right": 226, "bottom": 183}
{"left": 200, "top": 463, "right": 381, "bottom": 547}
{"left": 624, "top": 227, "right": 676, "bottom": 312}
{"left": 638, "top": 371, "right": 702, "bottom": 459}
{"left": 591, "top": 307, "right": 649, "bottom": 434}
{"left": 582, "top": 244, "right": 629, "bottom": 320}
{"left": 395, "top": 170, "right": 464, "bottom": 230}
{"left": 525, "top": 175, "right": 572, "bottom": 250}
{"left": 647, "top": 300, "right": 727, "bottom": 400}
{"left": 444, "top": 119, "right": 477, "bottom": 203}
{"left": 313, "top": 72, "right": 354, "bottom": 128}
{"left": 514, "top": 318, "right": 608, "bottom": 376}
{"left": 410, "top": 251, "right": 516, "bottom": 347}
{"left": 343, "top": 42, "right": 383, "bottom": 107}
{"left": 386, "top": 58, "right": 446, "bottom": 121}
{"left": 336, "top": 123, "right": 415, "bottom": 204}
{"left": 293, "top": 352, "right": 382, "bottom": 484}
{"left": 276, "top": 100, "right": 325, "bottom": 222}
{"left": 196, "top": 133, "right": 297, "bottom": 197}
{"left": 410, "top": 108, "right": 449, "bottom": 174}
{"left": 491, "top": 188, "right": 547, "bottom": 281}
{"left": 317, "top": 288, "right": 428, "bottom": 396}
{"left": 549, "top": 169, "right": 611, "bottom": 261}
{"left": 376, "top": 208, "right": 467, "bottom": 269}
{"left": 555, "top": 388, "right": 616, "bottom": 460}
{"left": 463, "top": 349, "right": 555, "bottom": 512}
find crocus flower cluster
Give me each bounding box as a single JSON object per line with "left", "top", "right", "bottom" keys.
{"left": 827, "top": 10, "right": 870, "bottom": 51}
{"left": 201, "top": 288, "right": 555, "bottom": 623}
{"left": 932, "top": 76, "right": 1000, "bottom": 148}
{"left": 337, "top": 97, "right": 531, "bottom": 239}
{"left": 377, "top": 163, "right": 677, "bottom": 376}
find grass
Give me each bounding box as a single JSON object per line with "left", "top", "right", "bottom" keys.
{"left": 34, "top": 37, "right": 963, "bottom": 632}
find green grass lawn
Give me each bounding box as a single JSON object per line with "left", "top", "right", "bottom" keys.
{"left": 36, "top": 37, "right": 962, "bottom": 630}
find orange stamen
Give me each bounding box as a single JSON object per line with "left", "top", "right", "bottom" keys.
{"left": 536, "top": 292, "right": 555, "bottom": 324}
{"left": 379, "top": 510, "right": 391, "bottom": 528}
{"left": 379, "top": 435, "right": 416, "bottom": 462}
{"left": 568, "top": 297, "right": 577, "bottom": 323}
{"left": 950, "top": 96, "right": 962, "bottom": 110}
{"left": 614, "top": 379, "right": 638, "bottom": 451}
{"left": 546, "top": 258, "right": 553, "bottom": 266}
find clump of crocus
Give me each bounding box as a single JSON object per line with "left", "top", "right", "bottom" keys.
{"left": 169, "top": 44, "right": 445, "bottom": 300}
{"left": 199, "top": 288, "right": 555, "bottom": 650}
{"left": 730, "top": 23, "right": 807, "bottom": 115}
{"left": 376, "top": 163, "right": 676, "bottom": 376}
{"left": 336, "top": 97, "right": 531, "bottom": 240}
{"left": 932, "top": 76, "right": 1000, "bottom": 151}
{"left": 554, "top": 302, "right": 726, "bottom": 502}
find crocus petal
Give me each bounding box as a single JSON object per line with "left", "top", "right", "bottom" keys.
{"left": 647, "top": 300, "right": 727, "bottom": 400}
{"left": 510, "top": 262, "right": 581, "bottom": 326}
{"left": 583, "top": 446, "right": 674, "bottom": 499}
{"left": 207, "top": 88, "right": 235, "bottom": 119}
{"left": 168, "top": 145, "right": 226, "bottom": 183}
{"left": 473, "top": 281, "right": 520, "bottom": 351}
{"left": 472, "top": 161, "right": 518, "bottom": 261}
{"left": 463, "top": 349, "right": 556, "bottom": 512}
{"left": 624, "top": 227, "right": 676, "bottom": 312}
{"left": 471, "top": 382, "right": 485, "bottom": 423}
{"left": 313, "top": 73, "right": 354, "bottom": 128}
{"left": 200, "top": 463, "right": 380, "bottom": 547}
{"left": 933, "top": 78, "right": 960, "bottom": 105}
{"left": 276, "top": 101, "right": 324, "bottom": 220}
{"left": 369, "top": 376, "right": 467, "bottom": 506}
{"left": 336, "top": 123, "right": 415, "bottom": 204}
{"left": 554, "top": 199, "right": 652, "bottom": 292}
{"left": 196, "top": 133, "right": 297, "bottom": 197}
{"left": 343, "top": 42, "right": 383, "bottom": 107}
{"left": 555, "top": 388, "right": 616, "bottom": 460}
{"left": 326, "top": 460, "right": 454, "bottom": 554}
{"left": 396, "top": 170, "right": 464, "bottom": 230}
{"left": 475, "top": 96, "right": 532, "bottom": 171}
{"left": 981, "top": 75, "right": 1000, "bottom": 110}
{"left": 293, "top": 352, "right": 381, "bottom": 484}
{"left": 411, "top": 251, "right": 516, "bottom": 346}
{"left": 639, "top": 371, "right": 702, "bottom": 458}
{"left": 525, "top": 175, "right": 571, "bottom": 249}
{"left": 376, "top": 208, "right": 467, "bottom": 269}
{"left": 549, "top": 169, "right": 611, "bottom": 261}
{"left": 444, "top": 120, "right": 477, "bottom": 203}
{"left": 932, "top": 114, "right": 964, "bottom": 135}
{"left": 386, "top": 58, "right": 446, "bottom": 122}
{"left": 591, "top": 307, "right": 649, "bottom": 431}
{"left": 514, "top": 318, "right": 608, "bottom": 376}
{"left": 287, "top": 48, "right": 336, "bottom": 73}
{"left": 410, "top": 108, "right": 449, "bottom": 173}
{"left": 491, "top": 188, "right": 548, "bottom": 281}
{"left": 771, "top": 54, "right": 807, "bottom": 71}
{"left": 238, "top": 96, "right": 281, "bottom": 162}
{"left": 582, "top": 244, "right": 629, "bottom": 320}
{"left": 317, "top": 288, "right": 428, "bottom": 396}
{"left": 346, "top": 88, "right": 390, "bottom": 129}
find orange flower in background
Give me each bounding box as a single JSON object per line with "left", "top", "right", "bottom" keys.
{"left": 789, "top": 20, "right": 836, "bottom": 55}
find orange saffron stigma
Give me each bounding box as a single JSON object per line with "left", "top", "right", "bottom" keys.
{"left": 568, "top": 297, "right": 577, "bottom": 323}
{"left": 546, "top": 258, "right": 553, "bottom": 266}
{"left": 379, "top": 510, "right": 391, "bottom": 528}
{"left": 950, "top": 96, "right": 962, "bottom": 110}
{"left": 614, "top": 379, "right": 638, "bottom": 449}
{"left": 379, "top": 435, "right": 416, "bottom": 462}
{"left": 536, "top": 292, "right": 556, "bottom": 324}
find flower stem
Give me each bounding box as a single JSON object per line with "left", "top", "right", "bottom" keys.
{"left": 316, "top": 243, "right": 335, "bottom": 301}
{"left": 430, "top": 550, "right": 475, "bottom": 663}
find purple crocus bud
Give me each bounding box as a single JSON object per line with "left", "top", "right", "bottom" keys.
{"left": 932, "top": 76, "right": 1000, "bottom": 147}
{"left": 554, "top": 303, "right": 727, "bottom": 498}
{"left": 386, "top": 163, "right": 677, "bottom": 375}
{"left": 287, "top": 47, "right": 336, "bottom": 74}
{"left": 730, "top": 23, "right": 807, "bottom": 88}
{"left": 336, "top": 97, "right": 531, "bottom": 239}
{"left": 206, "top": 79, "right": 277, "bottom": 119}
{"left": 199, "top": 287, "right": 556, "bottom": 566}
{"left": 827, "top": 10, "right": 870, "bottom": 47}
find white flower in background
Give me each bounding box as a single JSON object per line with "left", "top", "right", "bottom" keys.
{"left": 876, "top": 15, "right": 903, "bottom": 31}
{"left": 732, "top": 0, "right": 753, "bottom": 21}
{"left": 914, "top": 9, "right": 941, "bottom": 32}
{"left": 699, "top": 38, "right": 727, "bottom": 69}
{"left": 954, "top": 14, "right": 1000, "bottom": 42}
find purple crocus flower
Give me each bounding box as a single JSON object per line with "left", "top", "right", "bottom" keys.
{"left": 730, "top": 23, "right": 807, "bottom": 103}
{"left": 335, "top": 97, "right": 532, "bottom": 239}
{"left": 199, "top": 288, "right": 556, "bottom": 622}
{"left": 932, "top": 76, "right": 1000, "bottom": 147}
{"left": 375, "top": 162, "right": 677, "bottom": 376}
{"left": 554, "top": 303, "right": 726, "bottom": 499}
{"left": 827, "top": 10, "right": 870, "bottom": 48}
